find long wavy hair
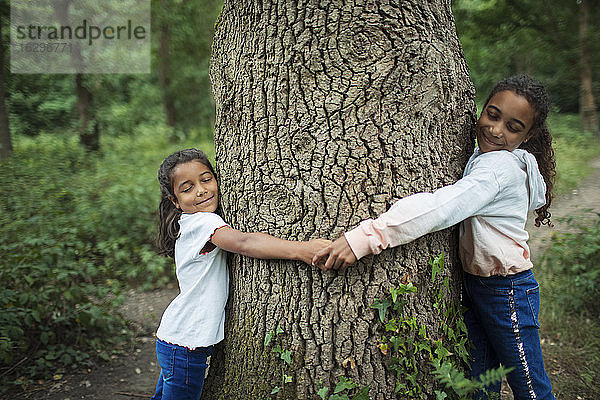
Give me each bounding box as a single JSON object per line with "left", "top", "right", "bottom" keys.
{"left": 483, "top": 74, "right": 556, "bottom": 227}
{"left": 156, "top": 148, "right": 220, "bottom": 257}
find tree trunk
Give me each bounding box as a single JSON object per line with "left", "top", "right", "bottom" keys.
{"left": 0, "top": 13, "right": 12, "bottom": 159}
{"left": 53, "top": 1, "right": 99, "bottom": 150}
{"left": 158, "top": 0, "right": 176, "bottom": 127}
{"left": 75, "top": 73, "right": 99, "bottom": 151}
{"left": 206, "top": 1, "right": 475, "bottom": 398}
{"left": 578, "top": 0, "right": 599, "bottom": 136}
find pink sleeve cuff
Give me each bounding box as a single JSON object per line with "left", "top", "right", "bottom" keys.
{"left": 344, "top": 224, "right": 373, "bottom": 260}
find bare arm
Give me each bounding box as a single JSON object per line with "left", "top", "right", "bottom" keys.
{"left": 210, "top": 226, "right": 331, "bottom": 265}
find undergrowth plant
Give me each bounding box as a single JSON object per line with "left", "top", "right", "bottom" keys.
{"left": 372, "top": 254, "right": 510, "bottom": 399}
{"left": 260, "top": 254, "right": 509, "bottom": 399}
{"left": 263, "top": 325, "right": 370, "bottom": 400}
{"left": 537, "top": 212, "right": 600, "bottom": 398}
{"left": 317, "top": 376, "right": 370, "bottom": 400}
{"left": 0, "top": 135, "right": 130, "bottom": 391}
{"left": 542, "top": 213, "right": 600, "bottom": 317}
{"left": 0, "top": 129, "right": 211, "bottom": 390}
{"left": 263, "top": 325, "right": 294, "bottom": 398}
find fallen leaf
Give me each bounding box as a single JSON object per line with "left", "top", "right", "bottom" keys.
{"left": 342, "top": 356, "right": 356, "bottom": 369}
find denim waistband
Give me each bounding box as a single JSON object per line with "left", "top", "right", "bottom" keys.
{"left": 156, "top": 338, "right": 214, "bottom": 353}
{"left": 464, "top": 269, "right": 534, "bottom": 284}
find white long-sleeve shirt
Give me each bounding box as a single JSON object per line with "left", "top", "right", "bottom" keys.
{"left": 344, "top": 148, "right": 547, "bottom": 277}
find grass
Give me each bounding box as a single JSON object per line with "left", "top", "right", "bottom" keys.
{"left": 537, "top": 214, "right": 600, "bottom": 399}
{"left": 537, "top": 113, "right": 600, "bottom": 399}
{"left": 549, "top": 113, "right": 600, "bottom": 194}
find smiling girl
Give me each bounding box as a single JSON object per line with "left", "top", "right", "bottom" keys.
{"left": 314, "top": 75, "right": 556, "bottom": 399}
{"left": 153, "top": 148, "right": 329, "bottom": 400}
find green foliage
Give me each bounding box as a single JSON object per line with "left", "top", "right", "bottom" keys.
{"left": 151, "top": 0, "right": 222, "bottom": 131}
{"left": 536, "top": 215, "right": 600, "bottom": 400}
{"left": 542, "top": 213, "right": 600, "bottom": 317}
{"left": 548, "top": 113, "right": 600, "bottom": 194}
{"left": 264, "top": 327, "right": 370, "bottom": 400}
{"left": 372, "top": 254, "right": 508, "bottom": 399}
{"left": 317, "top": 377, "right": 370, "bottom": 400}
{"left": 90, "top": 75, "right": 166, "bottom": 138}
{"left": 0, "top": 126, "right": 214, "bottom": 388}
{"left": 0, "top": 135, "right": 128, "bottom": 389}
{"left": 7, "top": 75, "right": 75, "bottom": 136}
{"left": 5, "top": 0, "right": 222, "bottom": 143}
{"left": 262, "top": 324, "right": 294, "bottom": 399}
{"left": 432, "top": 359, "right": 509, "bottom": 400}
{"left": 453, "top": 0, "right": 599, "bottom": 113}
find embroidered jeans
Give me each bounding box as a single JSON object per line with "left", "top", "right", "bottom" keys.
{"left": 151, "top": 339, "right": 214, "bottom": 400}
{"left": 463, "top": 270, "right": 555, "bottom": 400}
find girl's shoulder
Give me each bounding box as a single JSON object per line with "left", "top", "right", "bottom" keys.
{"left": 179, "top": 212, "right": 228, "bottom": 232}
{"left": 466, "top": 150, "right": 530, "bottom": 186}
{"left": 474, "top": 149, "right": 520, "bottom": 162}
{"left": 469, "top": 150, "right": 524, "bottom": 171}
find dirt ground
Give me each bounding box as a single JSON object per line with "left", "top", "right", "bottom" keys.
{"left": 11, "top": 157, "right": 600, "bottom": 400}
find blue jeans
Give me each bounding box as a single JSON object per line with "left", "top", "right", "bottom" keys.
{"left": 151, "top": 339, "right": 214, "bottom": 400}
{"left": 462, "top": 270, "right": 555, "bottom": 400}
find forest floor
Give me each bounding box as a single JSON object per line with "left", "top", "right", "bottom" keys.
{"left": 11, "top": 157, "right": 600, "bottom": 400}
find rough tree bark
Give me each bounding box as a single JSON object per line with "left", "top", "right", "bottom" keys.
{"left": 578, "top": 0, "right": 599, "bottom": 136}
{"left": 206, "top": 1, "right": 475, "bottom": 398}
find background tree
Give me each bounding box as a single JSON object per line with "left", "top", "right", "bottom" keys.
{"left": 578, "top": 0, "right": 599, "bottom": 136}
{"left": 156, "top": 0, "right": 175, "bottom": 127}
{"left": 52, "top": 0, "right": 99, "bottom": 151}
{"left": 453, "top": 0, "right": 600, "bottom": 134}
{"left": 0, "top": 4, "right": 11, "bottom": 159}
{"left": 152, "top": 0, "right": 221, "bottom": 133}
{"left": 205, "top": 1, "right": 474, "bottom": 398}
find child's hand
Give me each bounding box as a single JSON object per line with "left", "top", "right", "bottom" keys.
{"left": 299, "top": 239, "right": 332, "bottom": 266}
{"left": 312, "top": 236, "right": 357, "bottom": 270}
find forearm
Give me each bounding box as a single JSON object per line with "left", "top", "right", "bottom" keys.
{"left": 210, "top": 226, "right": 330, "bottom": 265}
{"left": 346, "top": 173, "right": 499, "bottom": 259}
{"left": 237, "top": 232, "right": 304, "bottom": 260}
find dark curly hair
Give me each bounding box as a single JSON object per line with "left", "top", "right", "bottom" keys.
{"left": 156, "top": 148, "right": 219, "bottom": 257}
{"left": 483, "top": 74, "right": 556, "bottom": 227}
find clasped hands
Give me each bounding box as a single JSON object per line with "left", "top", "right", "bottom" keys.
{"left": 312, "top": 235, "right": 357, "bottom": 271}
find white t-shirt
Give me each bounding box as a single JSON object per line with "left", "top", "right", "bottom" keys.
{"left": 344, "top": 148, "right": 547, "bottom": 277}
{"left": 156, "top": 212, "right": 229, "bottom": 349}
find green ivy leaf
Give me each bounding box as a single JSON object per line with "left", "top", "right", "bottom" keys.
{"left": 329, "top": 395, "right": 350, "bottom": 400}
{"left": 281, "top": 349, "right": 292, "bottom": 365}
{"left": 264, "top": 330, "right": 274, "bottom": 347}
{"left": 317, "top": 386, "right": 328, "bottom": 400}
{"left": 334, "top": 376, "right": 357, "bottom": 393}
{"left": 370, "top": 298, "right": 392, "bottom": 323}
{"left": 385, "top": 319, "right": 399, "bottom": 332}
{"left": 430, "top": 253, "right": 445, "bottom": 283}
{"left": 351, "top": 385, "right": 370, "bottom": 400}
